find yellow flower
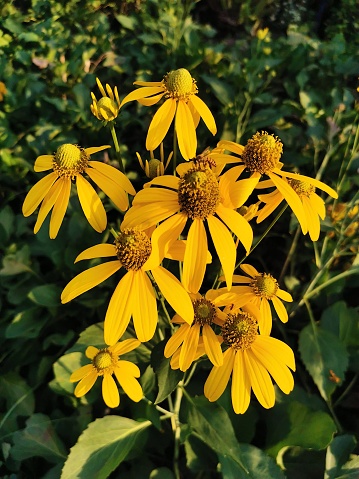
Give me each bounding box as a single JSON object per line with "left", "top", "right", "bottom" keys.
{"left": 90, "top": 78, "right": 121, "bottom": 122}
{"left": 22, "top": 144, "right": 136, "bottom": 239}
{"left": 204, "top": 310, "right": 295, "bottom": 414}
{"left": 218, "top": 263, "right": 292, "bottom": 335}
{"left": 256, "top": 172, "right": 338, "bottom": 241}
{"left": 61, "top": 228, "right": 194, "bottom": 344}
{"left": 217, "top": 131, "right": 338, "bottom": 235}
{"left": 70, "top": 338, "right": 143, "bottom": 408}
{"left": 256, "top": 27, "right": 269, "bottom": 41}
{"left": 0, "top": 81, "right": 6, "bottom": 101}
{"left": 120, "top": 68, "right": 217, "bottom": 160}
{"left": 137, "top": 143, "right": 173, "bottom": 179}
{"left": 121, "top": 155, "right": 257, "bottom": 293}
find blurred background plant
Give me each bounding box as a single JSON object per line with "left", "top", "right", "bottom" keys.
{"left": 0, "top": 0, "right": 358, "bottom": 478}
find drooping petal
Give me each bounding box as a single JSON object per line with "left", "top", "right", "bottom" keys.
{"left": 75, "top": 244, "right": 117, "bottom": 263}
{"left": 146, "top": 99, "right": 177, "bottom": 151}
{"left": 271, "top": 295, "right": 288, "bottom": 323}
{"left": 259, "top": 298, "right": 272, "bottom": 335}
{"left": 33, "top": 178, "right": 63, "bottom": 234}
{"left": 70, "top": 364, "right": 94, "bottom": 382}
{"left": 102, "top": 374, "right": 120, "bottom": 408}
{"left": 131, "top": 271, "right": 158, "bottom": 342}
{"left": 76, "top": 174, "right": 107, "bottom": 233}
{"left": 217, "top": 140, "right": 244, "bottom": 157}
{"left": 302, "top": 195, "right": 320, "bottom": 241}
{"left": 85, "top": 346, "right": 99, "bottom": 359}
{"left": 182, "top": 218, "right": 208, "bottom": 294}
{"left": 146, "top": 175, "right": 180, "bottom": 191}
{"left": 187, "top": 98, "right": 200, "bottom": 128}
{"left": 152, "top": 266, "right": 194, "bottom": 325}
{"left": 244, "top": 349, "right": 275, "bottom": 409}
{"left": 275, "top": 169, "right": 338, "bottom": 198}
{"left": 224, "top": 177, "right": 260, "bottom": 209}
{"left": 256, "top": 191, "right": 283, "bottom": 223}
{"left": 276, "top": 289, "right": 293, "bottom": 302}
{"left": 86, "top": 167, "right": 129, "bottom": 211}
{"left": 239, "top": 264, "right": 258, "bottom": 279}
{"left": 115, "top": 365, "right": 143, "bottom": 402}
{"left": 121, "top": 203, "right": 179, "bottom": 230}
{"left": 121, "top": 86, "right": 165, "bottom": 107}
{"left": 175, "top": 100, "right": 196, "bottom": 160}
{"left": 74, "top": 370, "right": 98, "bottom": 397}
{"left": 34, "top": 155, "right": 54, "bottom": 172}
{"left": 111, "top": 339, "right": 141, "bottom": 356}
{"left": 231, "top": 351, "right": 251, "bottom": 414}
{"left": 258, "top": 336, "right": 296, "bottom": 371}
{"left": 310, "top": 192, "right": 326, "bottom": 219}
{"left": 204, "top": 348, "right": 235, "bottom": 402}
{"left": 49, "top": 177, "right": 71, "bottom": 239}
{"left": 179, "top": 323, "right": 200, "bottom": 371}
{"left": 207, "top": 214, "right": 236, "bottom": 290}
{"left": 138, "top": 93, "right": 165, "bottom": 106}
{"left": 85, "top": 145, "right": 111, "bottom": 156}
{"left": 189, "top": 94, "right": 217, "bottom": 135}
{"left": 22, "top": 172, "right": 58, "bottom": 216}
{"left": 216, "top": 204, "right": 253, "bottom": 255}
{"left": 133, "top": 187, "right": 178, "bottom": 204}
{"left": 61, "top": 261, "right": 121, "bottom": 303}
{"left": 88, "top": 161, "right": 136, "bottom": 196}
{"left": 202, "top": 324, "right": 223, "bottom": 367}
{"left": 164, "top": 323, "right": 191, "bottom": 358}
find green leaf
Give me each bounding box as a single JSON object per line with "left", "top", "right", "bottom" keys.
{"left": 5, "top": 307, "right": 47, "bottom": 339}
{"left": 299, "top": 324, "right": 349, "bottom": 400}
{"left": 0, "top": 372, "right": 35, "bottom": 421}
{"left": 0, "top": 245, "right": 33, "bottom": 276}
{"left": 201, "top": 74, "right": 235, "bottom": 106}
{"left": 149, "top": 467, "right": 175, "bottom": 479}
{"left": 336, "top": 455, "right": 359, "bottom": 479}
{"left": 0, "top": 205, "right": 15, "bottom": 243}
{"left": 28, "top": 284, "right": 62, "bottom": 307}
{"left": 325, "top": 434, "right": 357, "bottom": 479}
{"left": 321, "top": 301, "right": 359, "bottom": 348}
{"left": 115, "top": 14, "right": 137, "bottom": 30}
{"left": 11, "top": 414, "right": 67, "bottom": 463}
{"left": 50, "top": 351, "right": 84, "bottom": 396}
{"left": 151, "top": 341, "right": 183, "bottom": 404}
{"left": 60, "top": 416, "right": 151, "bottom": 479}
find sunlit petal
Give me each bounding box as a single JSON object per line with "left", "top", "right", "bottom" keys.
{"left": 216, "top": 204, "right": 253, "bottom": 254}
{"left": 271, "top": 295, "right": 288, "bottom": 323}
{"left": 245, "top": 349, "right": 275, "bottom": 409}
{"left": 49, "top": 178, "right": 71, "bottom": 239}
{"left": 85, "top": 346, "right": 99, "bottom": 359}
{"left": 33, "top": 178, "right": 63, "bottom": 234}
{"left": 121, "top": 86, "right": 165, "bottom": 107}
{"left": 22, "top": 172, "right": 58, "bottom": 216}
{"left": 132, "top": 271, "right": 157, "bottom": 342}
{"left": 232, "top": 351, "right": 251, "bottom": 414}
{"left": 102, "top": 374, "right": 120, "bottom": 408}
{"left": 202, "top": 324, "right": 223, "bottom": 367}
{"left": 74, "top": 370, "right": 97, "bottom": 397}
{"left": 70, "top": 364, "right": 94, "bottom": 382}
{"left": 76, "top": 174, "right": 107, "bottom": 233}
{"left": 115, "top": 367, "right": 143, "bottom": 402}
{"left": 146, "top": 99, "right": 177, "bottom": 151}
{"left": 34, "top": 155, "right": 54, "bottom": 172}
{"left": 121, "top": 203, "right": 179, "bottom": 230}
{"left": 112, "top": 339, "right": 141, "bottom": 356}
{"left": 189, "top": 94, "right": 217, "bottom": 135}
{"left": 175, "top": 101, "right": 196, "bottom": 160}
{"left": 75, "top": 244, "right": 117, "bottom": 263}
{"left": 182, "top": 219, "right": 208, "bottom": 293}
{"left": 179, "top": 323, "right": 200, "bottom": 371}
{"left": 276, "top": 289, "right": 293, "bottom": 302}
{"left": 86, "top": 167, "right": 129, "bottom": 211}
{"left": 164, "top": 323, "right": 191, "bottom": 358}
{"left": 204, "top": 348, "right": 235, "bottom": 402}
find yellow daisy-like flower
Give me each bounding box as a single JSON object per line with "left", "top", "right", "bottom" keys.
{"left": 218, "top": 263, "right": 292, "bottom": 335}
{"left": 70, "top": 338, "right": 143, "bottom": 408}
{"left": 61, "top": 228, "right": 194, "bottom": 344}
{"left": 121, "top": 156, "right": 257, "bottom": 293}
{"left": 120, "top": 68, "right": 217, "bottom": 160}
{"left": 217, "top": 131, "right": 338, "bottom": 234}
{"left": 137, "top": 143, "right": 173, "bottom": 179}
{"left": 22, "top": 144, "right": 136, "bottom": 239}
{"left": 204, "top": 310, "right": 295, "bottom": 414}
{"left": 256, "top": 173, "right": 338, "bottom": 241}
{"left": 90, "top": 78, "right": 121, "bottom": 122}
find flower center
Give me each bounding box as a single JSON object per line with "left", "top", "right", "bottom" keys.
{"left": 178, "top": 165, "right": 220, "bottom": 220}
{"left": 96, "top": 96, "right": 119, "bottom": 121}
{"left": 163, "top": 68, "right": 197, "bottom": 100}
{"left": 52, "top": 144, "right": 89, "bottom": 179}
{"left": 115, "top": 228, "right": 152, "bottom": 271}
{"left": 242, "top": 131, "right": 283, "bottom": 174}
{"left": 250, "top": 273, "right": 278, "bottom": 298}
{"left": 287, "top": 177, "right": 315, "bottom": 197}
{"left": 193, "top": 298, "right": 216, "bottom": 326}
{"left": 221, "top": 312, "right": 258, "bottom": 351}
{"left": 93, "top": 349, "right": 116, "bottom": 375}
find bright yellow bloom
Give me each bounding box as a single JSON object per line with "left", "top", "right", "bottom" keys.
{"left": 90, "top": 78, "right": 121, "bottom": 122}
{"left": 120, "top": 68, "right": 217, "bottom": 160}
{"left": 137, "top": 143, "right": 172, "bottom": 179}
{"left": 70, "top": 338, "right": 143, "bottom": 408}
{"left": 61, "top": 228, "right": 194, "bottom": 344}
{"left": 22, "top": 144, "right": 136, "bottom": 239}
{"left": 204, "top": 310, "right": 295, "bottom": 414}
{"left": 218, "top": 263, "right": 292, "bottom": 335}
{"left": 256, "top": 172, "right": 338, "bottom": 241}
{"left": 121, "top": 155, "right": 257, "bottom": 293}
{"left": 217, "top": 131, "right": 338, "bottom": 235}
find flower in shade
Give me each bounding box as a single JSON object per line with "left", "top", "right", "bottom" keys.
{"left": 120, "top": 68, "right": 217, "bottom": 160}
{"left": 121, "top": 155, "right": 257, "bottom": 293}
{"left": 0, "top": 81, "right": 6, "bottom": 101}
{"left": 256, "top": 173, "right": 339, "bottom": 241}
{"left": 22, "top": 144, "right": 136, "bottom": 239}
{"left": 61, "top": 227, "right": 194, "bottom": 344}
{"left": 137, "top": 143, "right": 173, "bottom": 179}
{"left": 204, "top": 310, "right": 295, "bottom": 414}
{"left": 90, "top": 78, "right": 121, "bottom": 122}
{"left": 70, "top": 338, "right": 143, "bottom": 408}
{"left": 216, "top": 131, "right": 338, "bottom": 235}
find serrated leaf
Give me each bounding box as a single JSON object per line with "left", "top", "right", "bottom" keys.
{"left": 325, "top": 434, "right": 357, "bottom": 479}
{"left": 11, "top": 414, "right": 67, "bottom": 463}
{"left": 151, "top": 341, "right": 183, "bottom": 404}
{"left": 60, "top": 416, "right": 151, "bottom": 479}
{"left": 28, "top": 284, "right": 62, "bottom": 307}
{"left": 299, "top": 324, "right": 349, "bottom": 400}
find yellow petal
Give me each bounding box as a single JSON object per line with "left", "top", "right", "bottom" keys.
{"left": 187, "top": 98, "right": 200, "bottom": 128}
{"left": 202, "top": 324, "right": 223, "bottom": 367}
{"left": 114, "top": 366, "right": 143, "bottom": 402}
{"left": 102, "top": 374, "right": 120, "bottom": 408}
{"left": 138, "top": 93, "right": 165, "bottom": 106}
{"left": 189, "top": 95, "right": 217, "bottom": 135}
{"left": 232, "top": 351, "right": 251, "bottom": 414}
{"left": 132, "top": 271, "right": 158, "bottom": 342}
{"left": 257, "top": 335, "right": 296, "bottom": 370}
{"left": 117, "top": 360, "right": 140, "bottom": 377}
{"left": 85, "top": 346, "right": 99, "bottom": 359}
{"left": 49, "top": 177, "right": 71, "bottom": 239}
{"left": 216, "top": 204, "right": 253, "bottom": 255}
{"left": 244, "top": 349, "right": 275, "bottom": 409}
{"left": 256, "top": 191, "right": 283, "bottom": 223}
{"left": 22, "top": 172, "right": 58, "bottom": 216}
{"left": 207, "top": 214, "right": 236, "bottom": 290}
{"left": 133, "top": 81, "right": 164, "bottom": 87}
{"left": 84, "top": 145, "right": 111, "bottom": 156}
{"left": 310, "top": 192, "right": 326, "bottom": 220}
{"left": 76, "top": 174, "right": 107, "bottom": 233}
{"left": 104, "top": 271, "right": 135, "bottom": 346}
{"left": 146, "top": 175, "right": 180, "bottom": 190}
{"left": 86, "top": 167, "right": 129, "bottom": 212}
{"left": 276, "top": 289, "right": 292, "bottom": 302}
{"left": 70, "top": 364, "right": 94, "bottom": 382}
{"left": 33, "top": 178, "right": 63, "bottom": 234}
{"left": 34, "top": 155, "right": 53, "bottom": 172}
{"left": 182, "top": 218, "right": 208, "bottom": 294}
{"left": 121, "top": 86, "right": 165, "bottom": 107}
{"left": 121, "top": 203, "right": 179, "bottom": 230}
{"left": 276, "top": 169, "right": 338, "bottom": 198}
{"left": 89, "top": 161, "right": 136, "bottom": 196}
{"left": 259, "top": 298, "right": 272, "bottom": 335}
{"left": 271, "top": 295, "right": 288, "bottom": 323}
{"left": 179, "top": 323, "right": 200, "bottom": 371}
{"left": 164, "top": 324, "right": 191, "bottom": 358}
{"left": 75, "top": 244, "right": 117, "bottom": 263}
{"left": 232, "top": 275, "right": 251, "bottom": 283}
{"left": 133, "top": 186, "right": 178, "bottom": 204}
{"left": 146, "top": 99, "right": 177, "bottom": 151}
{"left": 217, "top": 140, "right": 244, "bottom": 156}
{"left": 152, "top": 266, "right": 194, "bottom": 325}
{"left": 175, "top": 101, "right": 196, "bottom": 160}
{"left": 302, "top": 195, "right": 320, "bottom": 241}
{"left": 111, "top": 339, "right": 141, "bottom": 356}
{"left": 74, "top": 370, "right": 97, "bottom": 397}
{"left": 61, "top": 261, "right": 121, "bottom": 303}
{"left": 204, "top": 348, "right": 235, "bottom": 402}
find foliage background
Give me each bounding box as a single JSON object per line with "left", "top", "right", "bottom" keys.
{"left": 0, "top": 0, "right": 358, "bottom": 478}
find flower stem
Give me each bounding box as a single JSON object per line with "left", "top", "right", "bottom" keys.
{"left": 109, "top": 123, "right": 125, "bottom": 173}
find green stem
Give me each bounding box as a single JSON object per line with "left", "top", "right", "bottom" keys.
{"left": 110, "top": 123, "right": 124, "bottom": 173}
{"left": 326, "top": 398, "right": 343, "bottom": 433}
{"left": 278, "top": 225, "right": 301, "bottom": 283}
{"left": 334, "top": 373, "right": 358, "bottom": 407}
{"left": 172, "top": 382, "right": 184, "bottom": 479}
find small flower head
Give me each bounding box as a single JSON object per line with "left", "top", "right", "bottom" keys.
{"left": 250, "top": 272, "right": 279, "bottom": 299}
{"left": 256, "top": 27, "right": 269, "bottom": 41}
{"left": 243, "top": 131, "right": 283, "bottom": 174}
{"left": 137, "top": 143, "right": 172, "bottom": 179}
{"left": 287, "top": 177, "right": 315, "bottom": 197}
{"left": 163, "top": 68, "right": 197, "bottom": 100}
{"left": 221, "top": 311, "right": 258, "bottom": 351}
{"left": 114, "top": 228, "right": 152, "bottom": 271}
{"left": 91, "top": 78, "right": 121, "bottom": 122}
{"left": 52, "top": 144, "right": 89, "bottom": 179}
